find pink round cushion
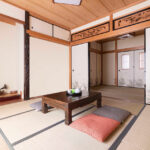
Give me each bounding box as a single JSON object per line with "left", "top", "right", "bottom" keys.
{"left": 70, "top": 114, "right": 120, "bottom": 142}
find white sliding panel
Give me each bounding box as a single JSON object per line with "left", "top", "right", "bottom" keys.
{"left": 30, "top": 17, "right": 52, "bottom": 36}
{"left": 118, "top": 51, "right": 134, "bottom": 87}
{"left": 54, "top": 26, "right": 70, "bottom": 41}
{"left": 134, "top": 50, "right": 145, "bottom": 88}
{"left": 0, "top": 1, "right": 25, "bottom": 21}
{"left": 146, "top": 28, "right": 150, "bottom": 104}
{"left": 72, "top": 43, "right": 89, "bottom": 91}
{"left": 30, "top": 37, "right": 69, "bottom": 97}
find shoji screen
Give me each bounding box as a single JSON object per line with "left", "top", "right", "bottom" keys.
{"left": 72, "top": 43, "right": 89, "bottom": 91}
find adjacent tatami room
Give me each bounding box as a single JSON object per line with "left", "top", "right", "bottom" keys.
{"left": 90, "top": 30, "right": 145, "bottom": 104}
{"left": 1, "top": 0, "right": 150, "bottom": 150}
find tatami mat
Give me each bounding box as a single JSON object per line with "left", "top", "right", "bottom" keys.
{"left": 92, "top": 85, "right": 144, "bottom": 104}
{"left": 0, "top": 98, "right": 41, "bottom": 119}
{"left": 0, "top": 98, "right": 143, "bottom": 150}
{"left": 13, "top": 110, "right": 133, "bottom": 150}
{"left": 102, "top": 97, "right": 144, "bottom": 115}
{"left": 117, "top": 105, "right": 150, "bottom": 150}
{"left": 0, "top": 129, "right": 13, "bottom": 150}
{"left": 0, "top": 103, "right": 94, "bottom": 144}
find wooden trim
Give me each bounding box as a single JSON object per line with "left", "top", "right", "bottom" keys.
{"left": 102, "top": 46, "right": 144, "bottom": 54}
{"left": 101, "top": 43, "right": 103, "bottom": 85}
{"left": 71, "top": 20, "right": 150, "bottom": 46}
{"left": 72, "top": 22, "right": 110, "bottom": 41}
{"left": 110, "top": 14, "right": 113, "bottom": 32}
{"left": 0, "top": 14, "right": 25, "bottom": 24}
{"left": 69, "top": 46, "right": 72, "bottom": 89}
{"left": 0, "top": 14, "right": 16, "bottom": 25}
{"left": 115, "top": 40, "right": 118, "bottom": 86}
{"left": 24, "top": 11, "right": 30, "bottom": 100}
{"left": 114, "top": 7, "right": 150, "bottom": 30}
{"left": 114, "top": 4, "right": 150, "bottom": 20}
{"left": 71, "top": 20, "right": 109, "bottom": 35}
{"left": 117, "top": 46, "right": 144, "bottom": 53}
{"left": 26, "top": 30, "right": 70, "bottom": 46}
{"left": 103, "top": 50, "right": 115, "bottom": 54}
{"left": 90, "top": 48, "right": 101, "bottom": 54}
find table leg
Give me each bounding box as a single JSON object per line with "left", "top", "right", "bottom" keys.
{"left": 65, "top": 109, "right": 72, "bottom": 125}
{"left": 42, "top": 102, "right": 48, "bottom": 113}
{"left": 97, "top": 95, "right": 101, "bottom": 108}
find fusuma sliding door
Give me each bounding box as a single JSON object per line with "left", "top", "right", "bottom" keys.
{"left": 72, "top": 43, "right": 89, "bottom": 91}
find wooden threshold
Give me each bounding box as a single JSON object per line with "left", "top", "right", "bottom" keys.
{"left": 27, "top": 30, "right": 70, "bottom": 46}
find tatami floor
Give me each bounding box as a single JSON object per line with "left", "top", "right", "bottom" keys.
{"left": 91, "top": 85, "right": 145, "bottom": 104}
{"left": 0, "top": 96, "right": 144, "bottom": 150}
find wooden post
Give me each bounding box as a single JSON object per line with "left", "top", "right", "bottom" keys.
{"left": 110, "top": 14, "right": 113, "bottom": 32}
{"left": 69, "top": 46, "right": 72, "bottom": 89}
{"left": 24, "top": 11, "right": 30, "bottom": 100}
{"left": 115, "top": 40, "right": 118, "bottom": 86}
{"left": 101, "top": 42, "right": 103, "bottom": 85}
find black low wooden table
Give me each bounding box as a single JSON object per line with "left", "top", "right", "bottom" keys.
{"left": 42, "top": 91, "right": 101, "bottom": 125}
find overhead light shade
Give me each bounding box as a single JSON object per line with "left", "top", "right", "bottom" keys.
{"left": 53, "top": 0, "right": 81, "bottom": 5}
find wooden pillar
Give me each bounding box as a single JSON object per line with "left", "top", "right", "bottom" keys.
{"left": 101, "top": 42, "right": 103, "bottom": 85}
{"left": 110, "top": 14, "right": 113, "bottom": 32}
{"left": 115, "top": 40, "right": 118, "bottom": 86}
{"left": 24, "top": 11, "right": 30, "bottom": 100}
{"left": 69, "top": 46, "right": 72, "bottom": 89}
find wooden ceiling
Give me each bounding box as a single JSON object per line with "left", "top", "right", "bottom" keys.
{"left": 2, "top": 0, "right": 146, "bottom": 30}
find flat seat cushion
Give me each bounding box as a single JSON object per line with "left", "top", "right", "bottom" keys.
{"left": 70, "top": 114, "right": 120, "bottom": 142}
{"left": 93, "top": 105, "right": 131, "bottom": 123}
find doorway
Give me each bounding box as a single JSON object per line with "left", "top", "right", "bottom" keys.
{"left": 118, "top": 50, "right": 145, "bottom": 88}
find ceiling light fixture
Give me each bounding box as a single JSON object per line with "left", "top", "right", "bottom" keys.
{"left": 118, "top": 33, "right": 134, "bottom": 39}
{"left": 53, "top": 0, "right": 82, "bottom": 6}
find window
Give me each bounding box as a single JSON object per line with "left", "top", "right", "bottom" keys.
{"left": 122, "top": 54, "right": 130, "bottom": 69}
{"left": 140, "top": 52, "right": 144, "bottom": 69}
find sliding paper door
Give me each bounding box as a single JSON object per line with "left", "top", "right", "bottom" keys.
{"left": 72, "top": 43, "right": 89, "bottom": 91}
{"left": 146, "top": 28, "right": 150, "bottom": 104}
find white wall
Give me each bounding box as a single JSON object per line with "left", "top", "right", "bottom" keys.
{"left": 30, "top": 37, "right": 69, "bottom": 97}
{"left": 117, "top": 35, "right": 144, "bottom": 49}
{"left": 0, "top": 22, "right": 24, "bottom": 94}
{"left": 103, "top": 41, "right": 115, "bottom": 51}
